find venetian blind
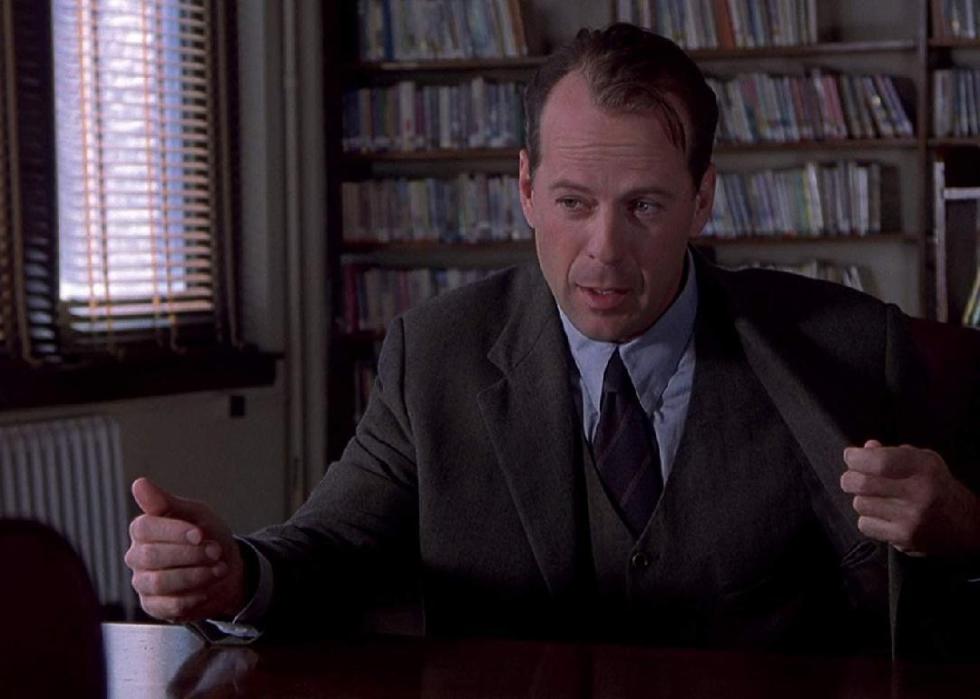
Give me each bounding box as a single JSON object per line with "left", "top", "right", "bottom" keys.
{"left": 52, "top": 0, "right": 232, "bottom": 351}
{"left": 3, "top": 0, "right": 61, "bottom": 362}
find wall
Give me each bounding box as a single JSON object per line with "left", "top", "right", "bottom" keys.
{"left": 0, "top": 381, "right": 287, "bottom": 534}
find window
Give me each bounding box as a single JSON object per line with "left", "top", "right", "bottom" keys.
{"left": 0, "top": 0, "right": 239, "bottom": 364}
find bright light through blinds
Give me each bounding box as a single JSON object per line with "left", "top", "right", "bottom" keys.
{"left": 52, "top": 0, "right": 215, "bottom": 336}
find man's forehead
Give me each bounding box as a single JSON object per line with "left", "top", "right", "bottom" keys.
{"left": 539, "top": 71, "right": 691, "bottom": 152}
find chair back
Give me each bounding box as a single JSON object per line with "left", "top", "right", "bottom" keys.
{"left": 905, "top": 318, "right": 980, "bottom": 423}
{"left": 0, "top": 519, "right": 106, "bottom": 698}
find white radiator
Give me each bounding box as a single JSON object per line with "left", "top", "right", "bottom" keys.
{"left": 0, "top": 416, "right": 133, "bottom": 618}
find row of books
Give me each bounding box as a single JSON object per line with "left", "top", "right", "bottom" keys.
{"left": 709, "top": 72, "right": 914, "bottom": 144}
{"left": 933, "top": 68, "right": 980, "bottom": 138}
{"left": 704, "top": 161, "right": 896, "bottom": 239}
{"left": 740, "top": 259, "right": 869, "bottom": 293}
{"left": 343, "top": 258, "right": 869, "bottom": 338}
{"left": 616, "top": 0, "right": 818, "bottom": 50}
{"left": 341, "top": 176, "right": 531, "bottom": 243}
{"left": 931, "top": 0, "right": 980, "bottom": 40}
{"left": 356, "top": 0, "right": 532, "bottom": 62}
{"left": 342, "top": 79, "right": 524, "bottom": 153}
{"left": 343, "top": 266, "right": 494, "bottom": 333}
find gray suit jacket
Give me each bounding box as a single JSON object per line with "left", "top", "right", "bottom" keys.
{"left": 247, "top": 253, "right": 979, "bottom": 657}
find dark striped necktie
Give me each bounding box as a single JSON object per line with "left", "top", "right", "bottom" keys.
{"left": 593, "top": 349, "right": 663, "bottom": 537}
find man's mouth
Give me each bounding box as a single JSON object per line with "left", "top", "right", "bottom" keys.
{"left": 578, "top": 285, "right": 629, "bottom": 310}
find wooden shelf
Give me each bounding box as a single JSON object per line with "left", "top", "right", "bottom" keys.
{"left": 341, "top": 235, "right": 913, "bottom": 255}
{"left": 342, "top": 240, "right": 534, "bottom": 254}
{"left": 345, "top": 139, "right": 919, "bottom": 163}
{"left": 343, "top": 40, "right": 917, "bottom": 75}
{"left": 695, "top": 232, "right": 917, "bottom": 246}
{"left": 343, "top": 56, "right": 546, "bottom": 75}
{"left": 690, "top": 39, "right": 917, "bottom": 60}
{"left": 716, "top": 138, "right": 918, "bottom": 153}
{"left": 343, "top": 148, "right": 520, "bottom": 163}
{"left": 929, "top": 137, "right": 980, "bottom": 148}
{"left": 928, "top": 38, "right": 980, "bottom": 49}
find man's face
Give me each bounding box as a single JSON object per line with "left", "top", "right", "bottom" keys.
{"left": 519, "top": 71, "right": 715, "bottom": 342}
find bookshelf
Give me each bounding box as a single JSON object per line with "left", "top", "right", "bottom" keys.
{"left": 343, "top": 148, "right": 521, "bottom": 163}
{"left": 928, "top": 0, "right": 980, "bottom": 329}
{"left": 323, "top": 0, "right": 977, "bottom": 460}
{"left": 933, "top": 152, "right": 980, "bottom": 327}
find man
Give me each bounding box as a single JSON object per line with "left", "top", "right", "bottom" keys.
{"left": 127, "top": 25, "right": 980, "bottom": 656}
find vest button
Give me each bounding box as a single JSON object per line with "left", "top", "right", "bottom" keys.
{"left": 630, "top": 552, "right": 651, "bottom": 571}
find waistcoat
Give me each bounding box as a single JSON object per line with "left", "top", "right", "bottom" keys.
{"left": 578, "top": 300, "right": 889, "bottom": 652}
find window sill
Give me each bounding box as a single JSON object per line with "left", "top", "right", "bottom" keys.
{"left": 0, "top": 350, "right": 280, "bottom": 411}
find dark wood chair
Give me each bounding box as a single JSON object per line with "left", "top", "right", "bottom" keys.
{"left": 906, "top": 318, "right": 980, "bottom": 412}
{"left": 905, "top": 318, "right": 980, "bottom": 490}
{"left": 0, "top": 519, "right": 105, "bottom": 698}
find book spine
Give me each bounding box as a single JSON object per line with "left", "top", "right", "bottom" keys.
{"left": 701, "top": 0, "right": 719, "bottom": 47}
{"left": 727, "top": 0, "right": 746, "bottom": 47}
{"left": 868, "top": 163, "right": 881, "bottom": 234}
{"left": 805, "top": 0, "right": 817, "bottom": 43}
{"left": 767, "top": 0, "right": 783, "bottom": 46}
{"left": 616, "top": 0, "right": 633, "bottom": 22}
{"left": 858, "top": 76, "right": 885, "bottom": 138}
{"left": 881, "top": 76, "right": 914, "bottom": 137}
{"left": 838, "top": 74, "right": 862, "bottom": 139}
{"left": 933, "top": 0, "right": 948, "bottom": 39}
{"left": 824, "top": 75, "right": 848, "bottom": 140}
{"left": 685, "top": 0, "right": 702, "bottom": 49}
{"left": 398, "top": 81, "right": 414, "bottom": 150}
{"left": 809, "top": 71, "right": 831, "bottom": 139}
{"left": 848, "top": 75, "right": 874, "bottom": 138}
{"left": 509, "top": 0, "right": 528, "bottom": 55}
{"left": 967, "top": 68, "right": 980, "bottom": 135}
{"left": 714, "top": 0, "right": 736, "bottom": 48}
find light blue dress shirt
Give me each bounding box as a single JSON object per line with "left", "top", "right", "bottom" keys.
{"left": 558, "top": 253, "right": 698, "bottom": 482}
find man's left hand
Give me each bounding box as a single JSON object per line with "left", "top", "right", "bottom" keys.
{"left": 841, "top": 440, "right": 980, "bottom": 557}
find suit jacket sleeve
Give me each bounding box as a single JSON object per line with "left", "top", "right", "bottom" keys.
{"left": 243, "top": 317, "right": 421, "bottom": 637}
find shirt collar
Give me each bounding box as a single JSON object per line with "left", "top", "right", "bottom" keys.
{"left": 558, "top": 251, "right": 699, "bottom": 418}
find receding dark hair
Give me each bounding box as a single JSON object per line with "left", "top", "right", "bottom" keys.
{"left": 523, "top": 23, "right": 718, "bottom": 186}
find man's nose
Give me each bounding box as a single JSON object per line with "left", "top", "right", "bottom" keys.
{"left": 585, "top": 206, "right": 628, "bottom": 264}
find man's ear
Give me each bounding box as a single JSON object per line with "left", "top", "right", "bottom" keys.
{"left": 689, "top": 163, "right": 716, "bottom": 240}
{"left": 518, "top": 149, "right": 535, "bottom": 229}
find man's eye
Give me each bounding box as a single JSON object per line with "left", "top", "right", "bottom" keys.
{"left": 633, "top": 200, "right": 662, "bottom": 215}
{"left": 557, "top": 197, "right": 584, "bottom": 211}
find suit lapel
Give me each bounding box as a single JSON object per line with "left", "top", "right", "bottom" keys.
{"left": 476, "top": 267, "right": 585, "bottom": 600}
{"left": 696, "top": 256, "right": 859, "bottom": 533}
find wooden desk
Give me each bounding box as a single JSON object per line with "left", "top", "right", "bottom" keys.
{"left": 103, "top": 622, "right": 978, "bottom": 698}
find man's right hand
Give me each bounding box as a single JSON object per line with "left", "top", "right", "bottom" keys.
{"left": 125, "top": 477, "right": 247, "bottom": 623}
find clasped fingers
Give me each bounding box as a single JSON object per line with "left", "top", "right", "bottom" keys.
{"left": 125, "top": 541, "right": 222, "bottom": 571}
{"left": 129, "top": 513, "right": 203, "bottom": 545}
{"left": 131, "top": 562, "right": 228, "bottom": 598}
